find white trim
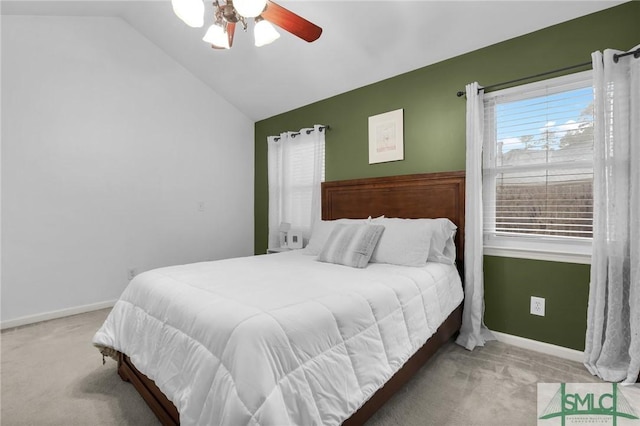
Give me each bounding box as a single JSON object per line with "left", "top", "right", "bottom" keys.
{"left": 484, "top": 246, "right": 591, "bottom": 264}
{"left": 484, "top": 70, "right": 593, "bottom": 101}
{"left": 0, "top": 300, "right": 116, "bottom": 330}
{"left": 482, "top": 70, "right": 595, "bottom": 261}
{"left": 492, "top": 330, "right": 584, "bottom": 363}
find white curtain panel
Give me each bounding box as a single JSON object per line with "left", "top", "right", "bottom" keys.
{"left": 267, "top": 125, "right": 325, "bottom": 249}
{"left": 584, "top": 46, "right": 640, "bottom": 384}
{"left": 456, "top": 82, "right": 495, "bottom": 351}
{"left": 267, "top": 133, "right": 286, "bottom": 249}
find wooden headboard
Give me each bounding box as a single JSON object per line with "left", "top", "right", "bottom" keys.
{"left": 321, "top": 171, "right": 465, "bottom": 265}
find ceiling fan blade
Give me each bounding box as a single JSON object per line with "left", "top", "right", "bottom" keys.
{"left": 227, "top": 22, "right": 236, "bottom": 47}
{"left": 261, "top": 0, "right": 322, "bottom": 43}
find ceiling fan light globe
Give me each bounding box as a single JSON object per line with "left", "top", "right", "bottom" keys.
{"left": 234, "top": 0, "right": 267, "bottom": 18}
{"left": 171, "top": 0, "right": 204, "bottom": 28}
{"left": 203, "top": 24, "right": 230, "bottom": 49}
{"left": 254, "top": 19, "right": 280, "bottom": 47}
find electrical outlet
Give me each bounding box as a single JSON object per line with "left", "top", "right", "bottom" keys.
{"left": 197, "top": 201, "right": 205, "bottom": 212}
{"left": 530, "top": 296, "right": 545, "bottom": 316}
{"left": 128, "top": 268, "right": 137, "bottom": 281}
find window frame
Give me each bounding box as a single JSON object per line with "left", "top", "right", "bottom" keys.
{"left": 482, "top": 70, "right": 593, "bottom": 264}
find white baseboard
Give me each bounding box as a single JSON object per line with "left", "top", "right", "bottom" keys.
{"left": 491, "top": 330, "right": 584, "bottom": 363}
{"left": 1, "top": 300, "right": 117, "bottom": 330}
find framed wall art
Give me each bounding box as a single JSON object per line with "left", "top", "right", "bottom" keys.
{"left": 368, "top": 108, "right": 404, "bottom": 164}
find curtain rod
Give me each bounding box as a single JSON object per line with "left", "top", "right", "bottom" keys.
{"left": 455, "top": 61, "right": 591, "bottom": 98}
{"left": 613, "top": 47, "right": 640, "bottom": 62}
{"left": 456, "top": 47, "right": 640, "bottom": 98}
{"left": 290, "top": 125, "right": 330, "bottom": 137}
{"left": 273, "top": 125, "right": 330, "bottom": 141}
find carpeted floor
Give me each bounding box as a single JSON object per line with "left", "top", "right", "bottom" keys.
{"left": 1, "top": 308, "right": 599, "bottom": 425}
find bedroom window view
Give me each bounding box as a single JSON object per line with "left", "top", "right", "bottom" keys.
{"left": 483, "top": 72, "right": 594, "bottom": 257}
{"left": 287, "top": 139, "right": 326, "bottom": 222}
{"left": 267, "top": 126, "right": 326, "bottom": 250}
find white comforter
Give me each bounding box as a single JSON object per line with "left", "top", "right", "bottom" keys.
{"left": 93, "top": 251, "right": 463, "bottom": 425}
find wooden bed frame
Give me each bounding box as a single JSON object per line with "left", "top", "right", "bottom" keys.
{"left": 116, "top": 171, "right": 466, "bottom": 425}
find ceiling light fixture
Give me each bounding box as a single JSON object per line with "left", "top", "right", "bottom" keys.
{"left": 233, "top": 0, "right": 267, "bottom": 19}
{"left": 202, "top": 19, "right": 230, "bottom": 49}
{"left": 254, "top": 17, "right": 280, "bottom": 47}
{"left": 171, "top": 0, "right": 205, "bottom": 28}
{"left": 172, "top": 0, "right": 322, "bottom": 50}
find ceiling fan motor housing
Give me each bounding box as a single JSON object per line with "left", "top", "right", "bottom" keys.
{"left": 221, "top": 3, "right": 239, "bottom": 23}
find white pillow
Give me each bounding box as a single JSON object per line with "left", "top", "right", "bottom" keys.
{"left": 372, "top": 217, "right": 457, "bottom": 264}
{"left": 305, "top": 218, "right": 371, "bottom": 255}
{"left": 369, "top": 218, "right": 432, "bottom": 267}
{"left": 427, "top": 218, "right": 457, "bottom": 264}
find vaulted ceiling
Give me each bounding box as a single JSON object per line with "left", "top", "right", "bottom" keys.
{"left": 1, "top": 1, "right": 624, "bottom": 121}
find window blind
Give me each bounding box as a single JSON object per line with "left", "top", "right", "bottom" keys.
{"left": 483, "top": 72, "right": 594, "bottom": 242}
{"left": 283, "top": 135, "right": 325, "bottom": 225}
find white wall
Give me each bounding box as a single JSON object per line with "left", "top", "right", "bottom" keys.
{"left": 1, "top": 15, "right": 255, "bottom": 324}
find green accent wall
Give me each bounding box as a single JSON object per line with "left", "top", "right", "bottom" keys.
{"left": 254, "top": 2, "right": 640, "bottom": 351}
{"left": 484, "top": 256, "right": 591, "bottom": 350}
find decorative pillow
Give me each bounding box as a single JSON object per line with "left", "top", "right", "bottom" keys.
{"left": 372, "top": 217, "right": 457, "bottom": 264}
{"left": 317, "top": 224, "right": 385, "bottom": 268}
{"left": 369, "top": 218, "right": 432, "bottom": 267}
{"left": 305, "top": 218, "right": 371, "bottom": 255}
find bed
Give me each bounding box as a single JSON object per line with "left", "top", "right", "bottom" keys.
{"left": 94, "top": 171, "right": 466, "bottom": 425}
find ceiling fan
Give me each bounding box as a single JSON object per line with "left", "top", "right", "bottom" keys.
{"left": 171, "top": 0, "right": 322, "bottom": 49}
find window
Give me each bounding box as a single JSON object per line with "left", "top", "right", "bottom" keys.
{"left": 267, "top": 126, "right": 326, "bottom": 249}
{"left": 282, "top": 134, "right": 325, "bottom": 226}
{"left": 483, "top": 71, "right": 593, "bottom": 263}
